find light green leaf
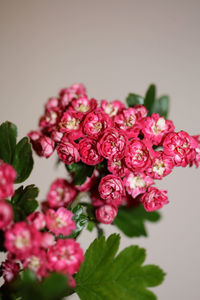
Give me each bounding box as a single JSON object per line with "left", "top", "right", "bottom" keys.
{"left": 151, "top": 95, "right": 169, "bottom": 119}
{"left": 114, "top": 205, "right": 161, "bottom": 238}
{"left": 126, "top": 93, "right": 144, "bottom": 107}
{"left": 75, "top": 234, "right": 165, "bottom": 300}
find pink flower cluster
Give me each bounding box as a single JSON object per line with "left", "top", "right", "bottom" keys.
{"left": 2, "top": 207, "right": 84, "bottom": 286}
{"left": 29, "top": 84, "right": 200, "bottom": 224}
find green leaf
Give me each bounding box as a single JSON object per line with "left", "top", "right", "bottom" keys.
{"left": 12, "top": 137, "right": 34, "bottom": 183}
{"left": 151, "top": 95, "right": 169, "bottom": 119}
{"left": 114, "top": 205, "right": 161, "bottom": 237}
{"left": 0, "top": 121, "right": 17, "bottom": 164}
{"left": 11, "top": 185, "right": 39, "bottom": 221}
{"left": 75, "top": 234, "right": 165, "bottom": 300}
{"left": 144, "top": 84, "right": 156, "bottom": 114}
{"left": 39, "top": 272, "right": 68, "bottom": 300}
{"left": 0, "top": 230, "right": 6, "bottom": 252}
{"left": 126, "top": 93, "right": 144, "bottom": 107}
{"left": 66, "top": 162, "right": 94, "bottom": 185}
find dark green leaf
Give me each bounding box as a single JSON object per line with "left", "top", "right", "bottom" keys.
{"left": 75, "top": 234, "right": 165, "bottom": 300}
{"left": 0, "top": 121, "right": 17, "bottom": 164}
{"left": 144, "top": 84, "right": 156, "bottom": 114}
{"left": 126, "top": 93, "right": 144, "bottom": 107}
{"left": 12, "top": 137, "right": 34, "bottom": 183}
{"left": 114, "top": 205, "right": 161, "bottom": 237}
{"left": 0, "top": 230, "right": 6, "bottom": 252}
{"left": 39, "top": 272, "right": 68, "bottom": 300}
{"left": 151, "top": 95, "right": 169, "bottom": 119}
{"left": 66, "top": 162, "right": 94, "bottom": 185}
{"left": 11, "top": 185, "right": 39, "bottom": 221}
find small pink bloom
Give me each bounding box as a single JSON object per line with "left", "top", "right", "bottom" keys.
{"left": 45, "top": 97, "right": 60, "bottom": 112}
{"left": 124, "top": 172, "right": 154, "bottom": 198}
{"left": 4, "top": 222, "right": 41, "bottom": 258}
{"left": 114, "top": 108, "right": 140, "bottom": 138}
{"left": 41, "top": 232, "right": 55, "bottom": 249}
{"left": 141, "top": 186, "right": 169, "bottom": 212}
{"left": 47, "top": 178, "right": 77, "bottom": 208}
{"left": 95, "top": 205, "right": 118, "bottom": 224}
{"left": 83, "top": 109, "right": 113, "bottom": 138}
{"left": 0, "top": 201, "right": 13, "bottom": 230}
{"left": 47, "top": 239, "right": 84, "bottom": 275}
{"left": 125, "top": 138, "right": 152, "bottom": 172}
{"left": 98, "top": 175, "right": 125, "bottom": 207}
{"left": 107, "top": 160, "right": 128, "bottom": 177}
{"left": 23, "top": 249, "right": 48, "bottom": 279}
{"left": 75, "top": 169, "right": 99, "bottom": 192}
{"left": 146, "top": 151, "right": 174, "bottom": 179}
{"left": 1, "top": 259, "right": 20, "bottom": 283}
{"left": 163, "top": 131, "right": 197, "bottom": 167}
{"left": 27, "top": 212, "right": 46, "bottom": 230}
{"left": 69, "top": 96, "right": 97, "bottom": 116}
{"left": 39, "top": 110, "right": 60, "bottom": 134}
{"left": 190, "top": 135, "right": 200, "bottom": 167}
{"left": 134, "top": 105, "right": 148, "bottom": 120}
{"left": 59, "top": 111, "right": 82, "bottom": 134}
{"left": 79, "top": 138, "right": 103, "bottom": 165}
{"left": 51, "top": 130, "right": 63, "bottom": 142}
{"left": 0, "top": 162, "right": 16, "bottom": 200}
{"left": 100, "top": 100, "right": 125, "bottom": 117}
{"left": 97, "top": 128, "right": 128, "bottom": 161}
{"left": 142, "top": 113, "right": 175, "bottom": 145}
{"left": 57, "top": 138, "right": 80, "bottom": 165}
{"left": 28, "top": 132, "right": 55, "bottom": 158}
{"left": 45, "top": 207, "right": 76, "bottom": 236}
{"left": 59, "top": 83, "right": 87, "bottom": 108}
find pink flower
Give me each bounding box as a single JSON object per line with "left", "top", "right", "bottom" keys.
{"left": 146, "top": 151, "right": 174, "bottom": 179}
{"left": 47, "top": 239, "right": 84, "bottom": 274}
{"left": 51, "top": 130, "right": 63, "bottom": 142}
{"left": 0, "top": 162, "right": 16, "bottom": 200}
{"left": 142, "top": 113, "right": 175, "bottom": 145}
{"left": 45, "top": 97, "right": 60, "bottom": 112}
{"left": 79, "top": 138, "right": 103, "bottom": 165}
{"left": 83, "top": 109, "right": 113, "bottom": 138}
{"left": 59, "top": 111, "right": 82, "bottom": 134}
{"left": 125, "top": 138, "right": 152, "bottom": 172}
{"left": 123, "top": 172, "right": 154, "bottom": 198}
{"left": 0, "top": 201, "right": 13, "bottom": 230}
{"left": 41, "top": 232, "right": 55, "bottom": 249}
{"left": 163, "top": 131, "right": 197, "bottom": 167}
{"left": 134, "top": 105, "right": 148, "bottom": 120}
{"left": 57, "top": 138, "right": 80, "bottom": 165}
{"left": 107, "top": 160, "right": 128, "bottom": 177}
{"left": 69, "top": 96, "right": 97, "bottom": 116}
{"left": 4, "top": 222, "right": 41, "bottom": 258}
{"left": 75, "top": 169, "right": 99, "bottom": 192}
{"left": 39, "top": 110, "right": 60, "bottom": 134}
{"left": 95, "top": 205, "right": 118, "bottom": 224}
{"left": 98, "top": 175, "right": 125, "bottom": 207}
{"left": 59, "top": 83, "right": 86, "bottom": 108}
{"left": 100, "top": 100, "right": 125, "bottom": 117}
{"left": 23, "top": 249, "right": 48, "bottom": 279}
{"left": 114, "top": 108, "right": 140, "bottom": 138}
{"left": 1, "top": 259, "right": 20, "bottom": 283}
{"left": 141, "top": 187, "right": 169, "bottom": 212}
{"left": 47, "top": 178, "right": 77, "bottom": 208}
{"left": 27, "top": 212, "right": 46, "bottom": 230}
{"left": 190, "top": 135, "right": 200, "bottom": 167}
{"left": 45, "top": 208, "right": 76, "bottom": 236}
{"left": 28, "top": 132, "right": 55, "bottom": 158}
{"left": 97, "top": 128, "right": 128, "bottom": 161}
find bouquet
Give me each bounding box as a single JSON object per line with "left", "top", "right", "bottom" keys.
{"left": 0, "top": 83, "right": 199, "bottom": 300}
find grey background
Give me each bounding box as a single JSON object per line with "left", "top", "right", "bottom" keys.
{"left": 0, "top": 0, "right": 200, "bottom": 299}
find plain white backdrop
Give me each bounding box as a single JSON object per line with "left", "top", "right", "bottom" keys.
{"left": 0, "top": 1, "right": 200, "bottom": 299}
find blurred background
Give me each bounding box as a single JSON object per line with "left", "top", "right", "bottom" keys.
{"left": 0, "top": 0, "right": 200, "bottom": 299}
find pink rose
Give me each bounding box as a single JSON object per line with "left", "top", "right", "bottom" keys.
{"left": 79, "top": 137, "right": 103, "bottom": 165}
{"left": 98, "top": 175, "right": 125, "bottom": 207}
{"left": 141, "top": 186, "right": 169, "bottom": 212}
{"left": 83, "top": 109, "right": 113, "bottom": 138}
{"left": 114, "top": 108, "right": 141, "bottom": 138}
{"left": 95, "top": 205, "right": 118, "bottom": 224}
{"left": 69, "top": 96, "right": 97, "bottom": 116}
{"left": 97, "top": 128, "right": 128, "bottom": 161}
{"left": 146, "top": 151, "right": 174, "bottom": 179}
{"left": 123, "top": 172, "right": 154, "bottom": 198}
{"left": 125, "top": 138, "right": 151, "bottom": 172}
{"left": 57, "top": 138, "right": 80, "bottom": 165}
{"left": 59, "top": 111, "right": 82, "bottom": 135}
{"left": 100, "top": 100, "right": 125, "bottom": 117}
{"left": 28, "top": 131, "right": 55, "bottom": 158}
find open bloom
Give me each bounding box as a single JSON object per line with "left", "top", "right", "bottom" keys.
{"left": 47, "top": 178, "right": 77, "bottom": 208}
{"left": 146, "top": 151, "right": 174, "bottom": 179}
{"left": 114, "top": 108, "right": 140, "bottom": 138}
{"left": 47, "top": 239, "right": 84, "bottom": 274}
{"left": 0, "top": 201, "right": 13, "bottom": 230}
{"left": 141, "top": 186, "right": 169, "bottom": 212}
{"left": 123, "top": 172, "right": 154, "bottom": 198}
{"left": 100, "top": 100, "right": 125, "bottom": 117}
{"left": 79, "top": 138, "right": 103, "bottom": 165}
{"left": 57, "top": 138, "right": 80, "bottom": 165}
{"left": 23, "top": 249, "right": 48, "bottom": 279}
{"left": 27, "top": 212, "right": 46, "bottom": 230}
{"left": 45, "top": 207, "right": 76, "bottom": 236}
{"left": 107, "top": 160, "right": 128, "bottom": 177}
{"left": 69, "top": 96, "right": 97, "bottom": 116}
{"left": 0, "top": 162, "right": 16, "bottom": 200}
